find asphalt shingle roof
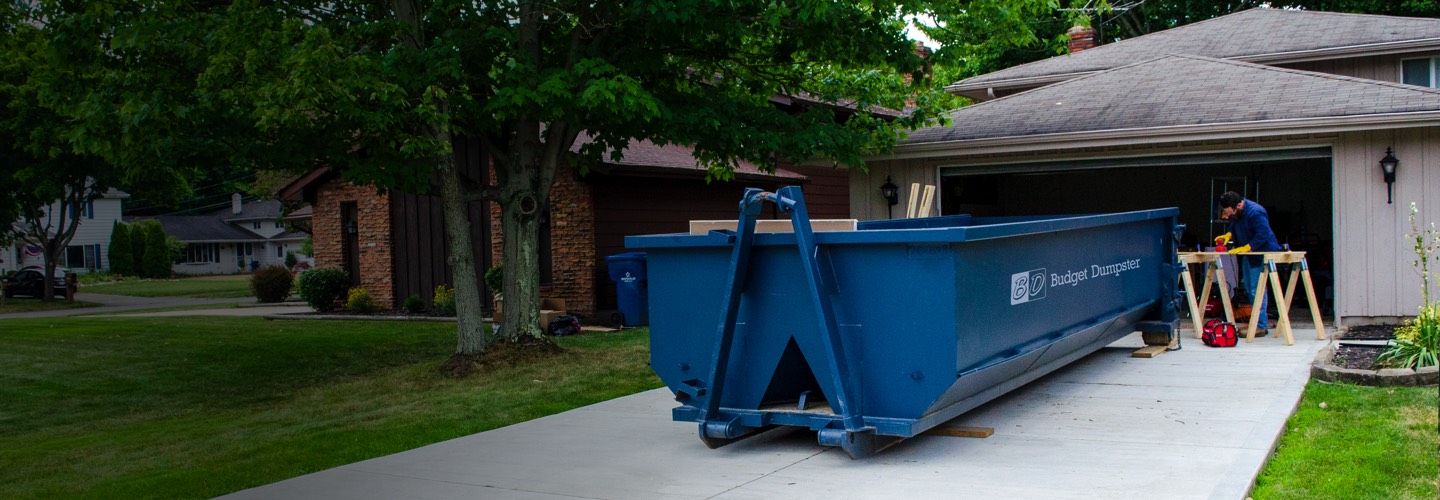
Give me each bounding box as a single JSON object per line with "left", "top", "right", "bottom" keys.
{"left": 907, "top": 54, "right": 1440, "bottom": 143}
{"left": 222, "top": 200, "right": 285, "bottom": 221}
{"left": 954, "top": 8, "right": 1440, "bottom": 89}
{"left": 128, "top": 200, "right": 300, "bottom": 243}
{"left": 571, "top": 136, "right": 806, "bottom": 180}
{"left": 133, "top": 215, "right": 261, "bottom": 242}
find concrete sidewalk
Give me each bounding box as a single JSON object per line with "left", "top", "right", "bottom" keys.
{"left": 225, "top": 331, "right": 1325, "bottom": 500}
{"left": 0, "top": 293, "right": 257, "bottom": 319}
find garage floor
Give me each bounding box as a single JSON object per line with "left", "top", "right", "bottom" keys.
{"left": 223, "top": 331, "right": 1326, "bottom": 500}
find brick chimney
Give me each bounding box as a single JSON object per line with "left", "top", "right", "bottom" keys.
{"left": 1067, "top": 24, "right": 1097, "bottom": 53}
{"left": 232, "top": 193, "right": 243, "bottom": 215}
{"left": 903, "top": 42, "right": 934, "bottom": 108}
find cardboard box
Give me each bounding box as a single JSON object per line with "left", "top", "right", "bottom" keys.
{"left": 489, "top": 297, "right": 568, "bottom": 328}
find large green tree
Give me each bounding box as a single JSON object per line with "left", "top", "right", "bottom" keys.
{"left": 25, "top": 0, "right": 1060, "bottom": 364}
{"left": 0, "top": 12, "right": 116, "bottom": 301}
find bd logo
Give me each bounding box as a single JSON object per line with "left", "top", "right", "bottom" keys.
{"left": 1010, "top": 269, "right": 1046, "bottom": 305}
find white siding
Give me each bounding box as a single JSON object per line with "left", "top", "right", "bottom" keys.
{"left": 1334, "top": 127, "right": 1440, "bottom": 320}
{"left": 850, "top": 157, "right": 940, "bottom": 221}
{"left": 0, "top": 194, "right": 123, "bottom": 272}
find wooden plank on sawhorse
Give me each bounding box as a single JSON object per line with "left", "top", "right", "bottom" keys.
{"left": 925, "top": 424, "right": 995, "bottom": 438}
{"left": 1177, "top": 252, "right": 1236, "bottom": 338}
{"left": 1239, "top": 251, "right": 1327, "bottom": 345}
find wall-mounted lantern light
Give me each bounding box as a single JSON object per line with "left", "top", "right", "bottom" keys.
{"left": 1379, "top": 147, "right": 1398, "bottom": 204}
{"left": 880, "top": 175, "right": 900, "bottom": 218}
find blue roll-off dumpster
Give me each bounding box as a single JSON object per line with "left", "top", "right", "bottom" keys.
{"left": 625, "top": 187, "right": 1182, "bottom": 458}
{"left": 606, "top": 252, "right": 649, "bottom": 327}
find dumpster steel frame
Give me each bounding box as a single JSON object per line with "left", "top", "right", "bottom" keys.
{"left": 635, "top": 186, "right": 1182, "bottom": 458}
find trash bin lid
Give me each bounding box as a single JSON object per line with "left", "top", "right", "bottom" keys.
{"left": 605, "top": 252, "right": 647, "bottom": 263}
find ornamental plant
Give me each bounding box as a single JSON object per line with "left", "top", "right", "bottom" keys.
{"left": 346, "top": 287, "right": 376, "bottom": 314}
{"left": 402, "top": 294, "right": 425, "bottom": 314}
{"left": 250, "top": 265, "right": 294, "bottom": 303}
{"left": 1379, "top": 203, "right": 1440, "bottom": 369}
{"left": 297, "top": 268, "right": 351, "bottom": 313}
{"left": 433, "top": 284, "right": 456, "bottom": 317}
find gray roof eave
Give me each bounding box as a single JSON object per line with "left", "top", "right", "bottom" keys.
{"left": 884, "top": 110, "right": 1440, "bottom": 160}
{"left": 950, "top": 38, "right": 1440, "bottom": 95}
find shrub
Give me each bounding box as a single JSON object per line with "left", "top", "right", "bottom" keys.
{"left": 284, "top": 251, "right": 298, "bottom": 268}
{"left": 143, "top": 221, "right": 171, "bottom": 279}
{"left": 347, "top": 287, "right": 376, "bottom": 314}
{"left": 76, "top": 271, "right": 116, "bottom": 285}
{"left": 402, "top": 294, "right": 426, "bottom": 314}
{"left": 297, "top": 268, "right": 351, "bottom": 312}
{"left": 433, "top": 284, "right": 456, "bottom": 317}
{"left": 1379, "top": 304, "right": 1439, "bottom": 369}
{"left": 108, "top": 222, "right": 132, "bottom": 277}
{"left": 251, "top": 265, "right": 294, "bottom": 303}
{"left": 484, "top": 265, "right": 503, "bottom": 295}
{"left": 130, "top": 220, "right": 147, "bottom": 278}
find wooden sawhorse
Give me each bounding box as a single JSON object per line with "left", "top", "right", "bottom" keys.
{"left": 1177, "top": 252, "right": 1236, "bottom": 338}
{"left": 1240, "top": 251, "right": 1327, "bottom": 345}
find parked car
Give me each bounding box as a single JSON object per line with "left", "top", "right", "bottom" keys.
{"left": 1, "top": 267, "right": 68, "bottom": 298}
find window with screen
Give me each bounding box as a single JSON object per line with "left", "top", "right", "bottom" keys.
{"left": 1402, "top": 57, "right": 1437, "bottom": 88}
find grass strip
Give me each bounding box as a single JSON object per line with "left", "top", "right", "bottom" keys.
{"left": 0, "top": 300, "right": 102, "bottom": 314}
{"left": 82, "top": 277, "right": 254, "bottom": 298}
{"left": 0, "top": 317, "right": 660, "bottom": 498}
{"left": 1252, "top": 381, "right": 1438, "bottom": 499}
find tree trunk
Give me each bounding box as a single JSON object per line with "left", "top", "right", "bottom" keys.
{"left": 436, "top": 138, "right": 489, "bottom": 356}
{"left": 41, "top": 253, "right": 58, "bottom": 302}
{"left": 497, "top": 169, "right": 546, "bottom": 341}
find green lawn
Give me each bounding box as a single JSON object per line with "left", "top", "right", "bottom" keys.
{"left": 1252, "top": 381, "right": 1439, "bottom": 499}
{"left": 81, "top": 275, "right": 255, "bottom": 298}
{"left": 0, "top": 300, "right": 101, "bottom": 314}
{"left": 0, "top": 317, "right": 661, "bottom": 498}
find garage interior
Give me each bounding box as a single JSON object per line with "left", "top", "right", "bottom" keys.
{"left": 938, "top": 147, "right": 1334, "bottom": 315}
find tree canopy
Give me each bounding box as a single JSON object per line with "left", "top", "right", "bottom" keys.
{"left": 9, "top": 0, "right": 1092, "bottom": 359}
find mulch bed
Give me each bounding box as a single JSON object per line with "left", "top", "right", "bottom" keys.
{"left": 1341, "top": 324, "right": 1400, "bottom": 340}
{"left": 1332, "top": 324, "right": 1400, "bottom": 370}
{"left": 1332, "top": 344, "right": 1389, "bottom": 370}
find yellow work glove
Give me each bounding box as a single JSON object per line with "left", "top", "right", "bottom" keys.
{"left": 1228, "top": 244, "right": 1251, "bottom": 254}
{"left": 1214, "top": 233, "right": 1232, "bottom": 246}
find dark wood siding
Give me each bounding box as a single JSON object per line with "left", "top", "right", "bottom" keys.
{"left": 388, "top": 136, "right": 493, "bottom": 308}
{"left": 591, "top": 174, "right": 837, "bottom": 311}
{"left": 780, "top": 164, "right": 851, "bottom": 219}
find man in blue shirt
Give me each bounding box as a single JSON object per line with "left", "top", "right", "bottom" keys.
{"left": 1215, "top": 191, "right": 1283, "bottom": 336}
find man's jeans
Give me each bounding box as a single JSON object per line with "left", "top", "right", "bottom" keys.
{"left": 1242, "top": 257, "right": 1269, "bottom": 331}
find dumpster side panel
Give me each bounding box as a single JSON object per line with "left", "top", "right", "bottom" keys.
{"left": 646, "top": 247, "right": 732, "bottom": 406}
{"left": 930, "top": 218, "right": 1172, "bottom": 411}
{"left": 829, "top": 243, "right": 959, "bottom": 420}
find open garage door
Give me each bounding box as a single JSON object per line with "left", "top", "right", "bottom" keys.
{"left": 938, "top": 147, "right": 1334, "bottom": 314}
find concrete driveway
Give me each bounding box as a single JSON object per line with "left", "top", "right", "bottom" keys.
{"left": 224, "top": 330, "right": 1327, "bottom": 500}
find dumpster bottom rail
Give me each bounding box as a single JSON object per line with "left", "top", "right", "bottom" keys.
{"left": 670, "top": 299, "right": 1170, "bottom": 457}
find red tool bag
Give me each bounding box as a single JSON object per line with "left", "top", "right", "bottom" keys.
{"left": 1201, "top": 319, "right": 1238, "bottom": 347}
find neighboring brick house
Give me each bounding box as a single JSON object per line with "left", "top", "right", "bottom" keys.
{"left": 132, "top": 195, "right": 313, "bottom": 275}
{"left": 280, "top": 137, "right": 848, "bottom": 318}
{"left": 863, "top": 8, "right": 1440, "bottom": 324}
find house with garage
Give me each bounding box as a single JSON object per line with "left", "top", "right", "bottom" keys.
{"left": 279, "top": 137, "right": 848, "bottom": 318}
{"left": 857, "top": 8, "right": 1440, "bottom": 325}
{"left": 132, "top": 194, "right": 312, "bottom": 275}
{"left": 2, "top": 188, "right": 128, "bottom": 273}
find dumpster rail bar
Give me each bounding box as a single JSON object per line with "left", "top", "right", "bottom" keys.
{"left": 686, "top": 187, "right": 877, "bottom": 454}
{"left": 631, "top": 186, "right": 1183, "bottom": 458}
